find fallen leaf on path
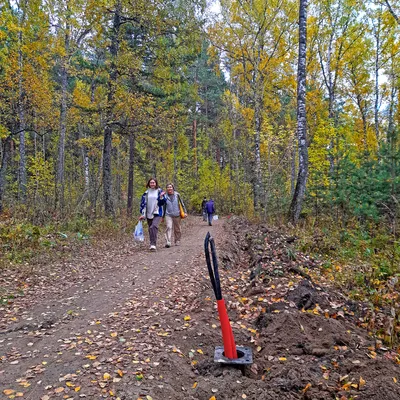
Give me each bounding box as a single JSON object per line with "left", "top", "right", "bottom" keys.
{"left": 302, "top": 383, "right": 311, "bottom": 393}
{"left": 135, "top": 373, "right": 143, "bottom": 381}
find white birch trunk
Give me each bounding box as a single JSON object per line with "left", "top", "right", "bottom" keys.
{"left": 289, "top": 0, "right": 309, "bottom": 223}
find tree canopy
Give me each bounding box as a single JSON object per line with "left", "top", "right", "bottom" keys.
{"left": 0, "top": 0, "right": 399, "bottom": 228}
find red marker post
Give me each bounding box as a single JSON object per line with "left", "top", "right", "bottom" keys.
{"left": 204, "top": 232, "right": 238, "bottom": 359}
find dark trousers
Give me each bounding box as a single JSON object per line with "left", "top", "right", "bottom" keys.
{"left": 147, "top": 216, "right": 162, "bottom": 246}
{"left": 207, "top": 213, "right": 213, "bottom": 226}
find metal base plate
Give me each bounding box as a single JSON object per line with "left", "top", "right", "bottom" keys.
{"left": 214, "top": 346, "right": 253, "bottom": 365}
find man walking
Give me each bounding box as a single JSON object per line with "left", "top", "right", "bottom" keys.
{"left": 205, "top": 198, "right": 215, "bottom": 226}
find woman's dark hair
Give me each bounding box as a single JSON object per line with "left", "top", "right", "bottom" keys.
{"left": 146, "top": 177, "right": 159, "bottom": 188}
{"left": 166, "top": 183, "right": 174, "bottom": 190}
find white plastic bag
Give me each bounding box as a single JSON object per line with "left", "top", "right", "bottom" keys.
{"left": 134, "top": 221, "right": 145, "bottom": 242}
{"left": 213, "top": 215, "right": 219, "bottom": 220}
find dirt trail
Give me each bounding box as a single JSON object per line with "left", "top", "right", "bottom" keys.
{"left": 1, "top": 217, "right": 400, "bottom": 400}
{"left": 0, "top": 217, "right": 224, "bottom": 399}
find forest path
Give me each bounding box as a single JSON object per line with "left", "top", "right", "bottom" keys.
{"left": 1, "top": 216, "right": 226, "bottom": 399}
{"left": 3, "top": 217, "right": 400, "bottom": 400}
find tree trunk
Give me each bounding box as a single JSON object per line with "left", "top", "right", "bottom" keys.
{"left": 56, "top": 18, "right": 70, "bottom": 212}
{"left": 193, "top": 117, "right": 197, "bottom": 173}
{"left": 387, "top": 67, "right": 396, "bottom": 144}
{"left": 18, "top": 4, "right": 27, "bottom": 201}
{"left": 84, "top": 147, "right": 90, "bottom": 194}
{"left": 103, "top": 123, "right": 114, "bottom": 215}
{"left": 356, "top": 94, "right": 368, "bottom": 155}
{"left": 127, "top": 131, "right": 135, "bottom": 217}
{"left": 78, "top": 124, "right": 90, "bottom": 200}
{"left": 116, "top": 146, "right": 121, "bottom": 208}
{"left": 253, "top": 43, "right": 263, "bottom": 211}
{"left": 103, "top": 0, "right": 121, "bottom": 216}
{"left": 373, "top": 12, "right": 381, "bottom": 147}
{"left": 319, "top": 19, "right": 335, "bottom": 176}
{"left": 289, "top": 0, "right": 309, "bottom": 223}
{"left": 193, "top": 62, "right": 198, "bottom": 176}
{"left": 173, "top": 134, "right": 177, "bottom": 185}
{"left": 291, "top": 136, "right": 296, "bottom": 195}
{"left": 253, "top": 92, "right": 262, "bottom": 210}
{"left": 0, "top": 137, "right": 12, "bottom": 213}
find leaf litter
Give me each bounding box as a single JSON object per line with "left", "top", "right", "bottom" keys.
{"left": 0, "top": 216, "right": 399, "bottom": 399}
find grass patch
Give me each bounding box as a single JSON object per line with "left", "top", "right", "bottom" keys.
{"left": 290, "top": 216, "right": 400, "bottom": 304}
{"left": 0, "top": 214, "right": 135, "bottom": 267}
{"left": 287, "top": 216, "right": 400, "bottom": 346}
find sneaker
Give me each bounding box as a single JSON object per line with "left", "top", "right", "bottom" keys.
{"left": 149, "top": 245, "right": 156, "bottom": 251}
{"left": 175, "top": 241, "right": 180, "bottom": 246}
{"left": 165, "top": 242, "right": 171, "bottom": 248}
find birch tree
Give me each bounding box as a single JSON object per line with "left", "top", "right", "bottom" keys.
{"left": 289, "top": 0, "right": 308, "bottom": 222}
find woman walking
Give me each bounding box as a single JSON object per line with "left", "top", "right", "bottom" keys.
{"left": 163, "top": 183, "right": 187, "bottom": 247}
{"left": 139, "top": 178, "right": 166, "bottom": 251}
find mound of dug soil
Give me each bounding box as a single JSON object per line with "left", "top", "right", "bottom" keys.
{"left": 211, "top": 217, "right": 400, "bottom": 400}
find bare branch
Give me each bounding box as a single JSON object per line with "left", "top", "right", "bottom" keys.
{"left": 383, "top": 0, "right": 400, "bottom": 24}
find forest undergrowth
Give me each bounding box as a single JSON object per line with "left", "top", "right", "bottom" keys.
{"left": 282, "top": 217, "right": 400, "bottom": 347}
{"left": 0, "top": 212, "right": 137, "bottom": 308}
{"left": 0, "top": 213, "right": 134, "bottom": 264}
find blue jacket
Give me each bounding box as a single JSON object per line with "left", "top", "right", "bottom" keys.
{"left": 140, "top": 188, "right": 166, "bottom": 218}
{"left": 205, "top": 200, "right": 215, "bottom": 214}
